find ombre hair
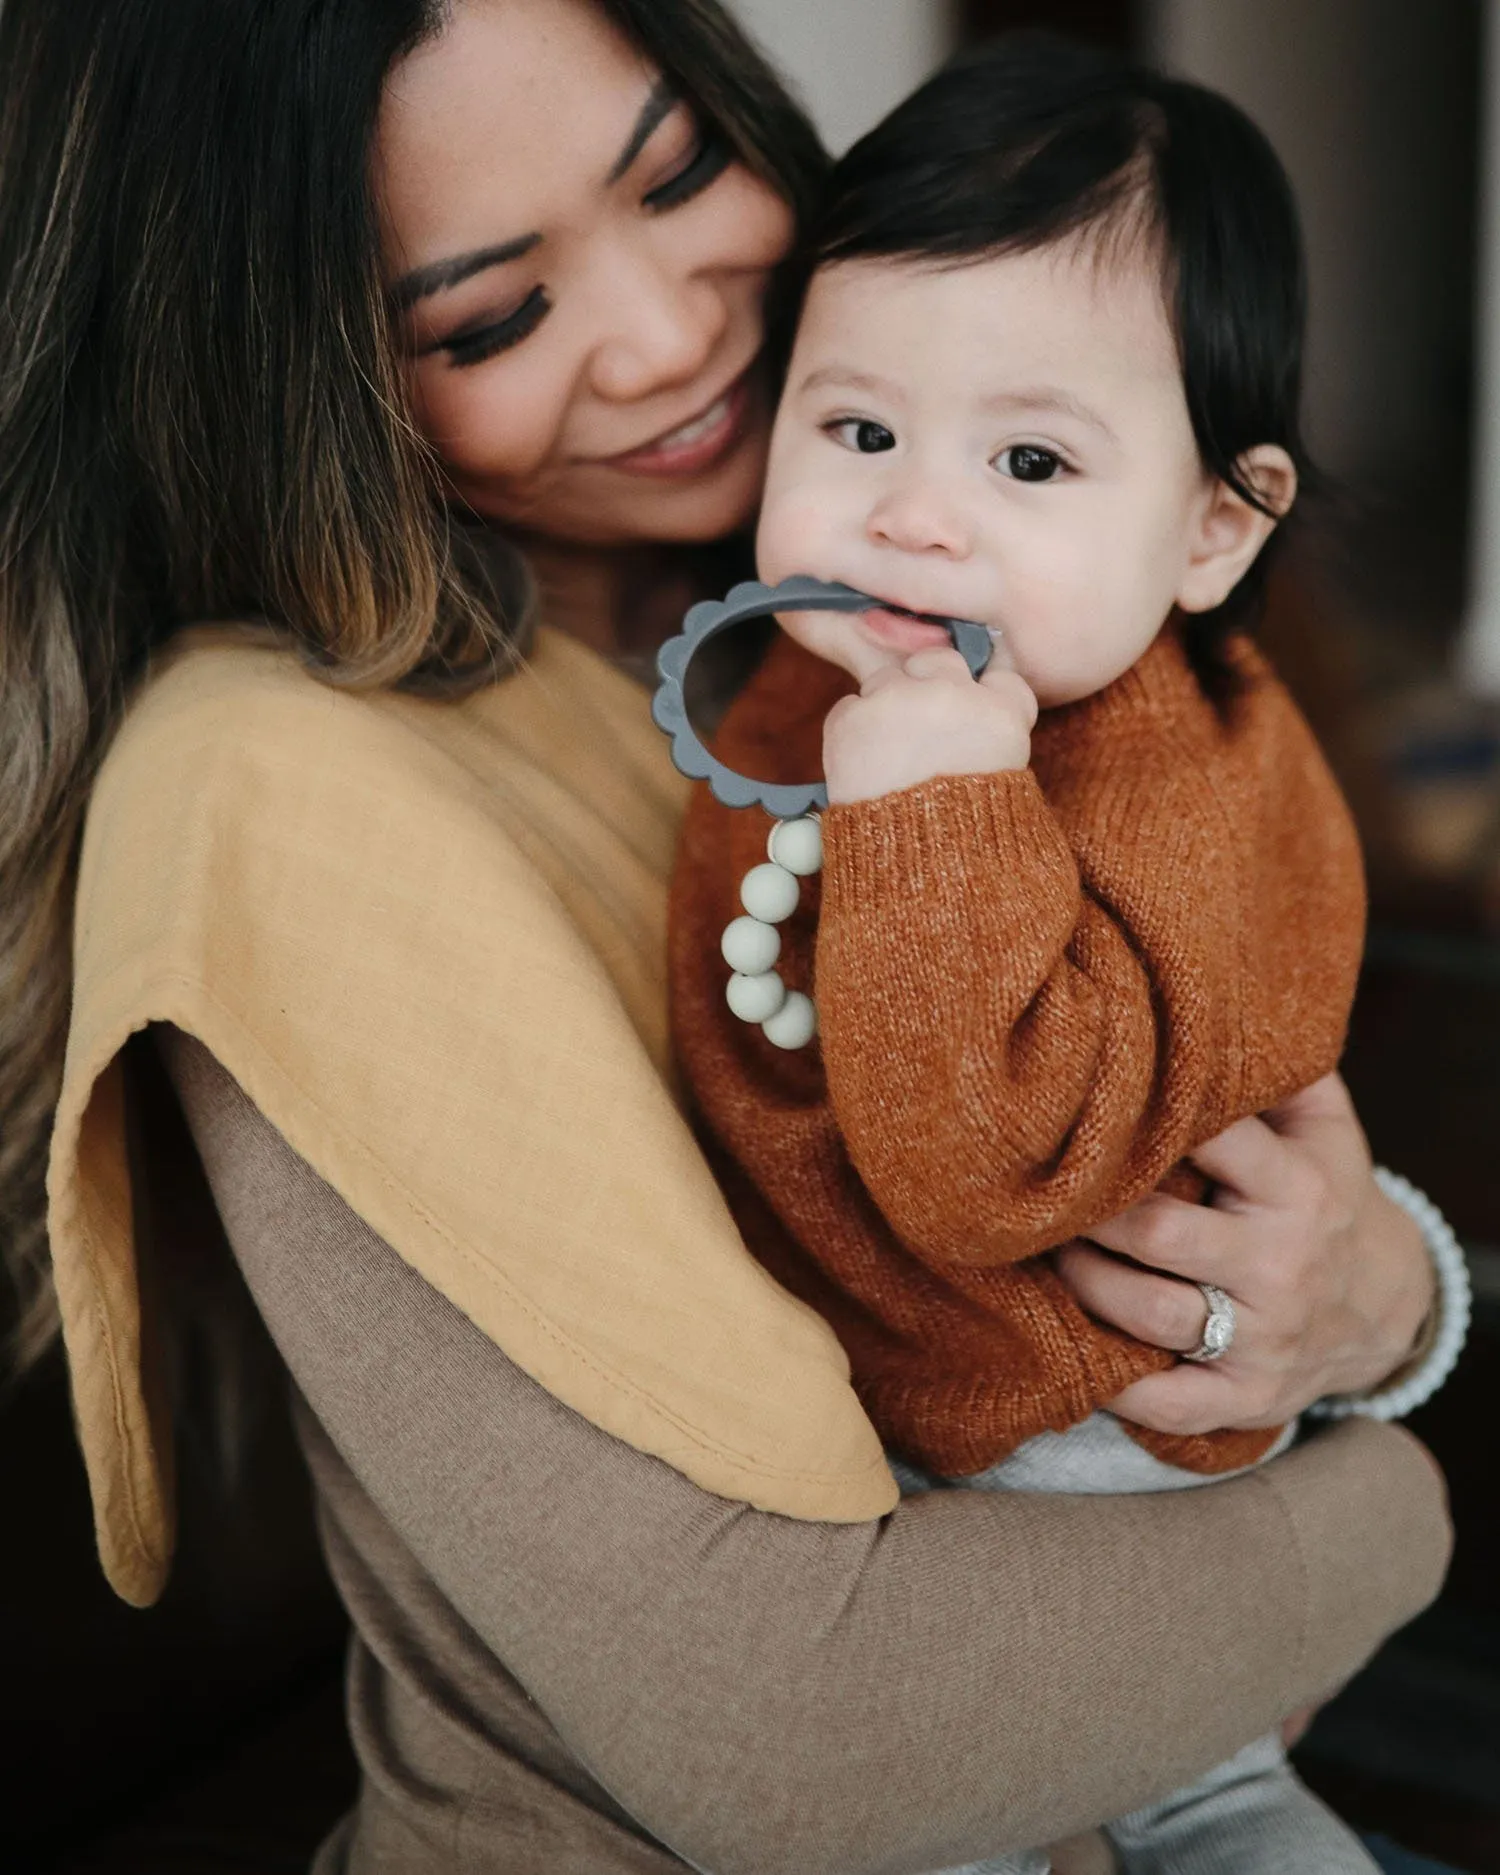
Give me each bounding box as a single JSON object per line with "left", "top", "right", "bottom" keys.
{"left": 0, "top": 0, "right": 825, "bottom": 1367}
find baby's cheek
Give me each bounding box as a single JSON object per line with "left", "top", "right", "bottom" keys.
{"left": 755, "top": 484, "right": 838, "bottom": 584}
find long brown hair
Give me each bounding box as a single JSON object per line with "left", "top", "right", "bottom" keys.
{"left": 0, "top": 0, "right": 826, "bottom": 1368}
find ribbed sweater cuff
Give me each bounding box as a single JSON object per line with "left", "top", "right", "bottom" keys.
{"left": 823, "top": 771, "right": 1076, "bottom": 918}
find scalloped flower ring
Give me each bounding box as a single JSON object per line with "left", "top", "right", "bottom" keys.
{"left": 652, "top": 577, "right": 993, "bottom": 1050}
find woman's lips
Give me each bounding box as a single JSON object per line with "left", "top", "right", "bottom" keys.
{"left": 602, "top": 372, "right": 755, "bottom": 478}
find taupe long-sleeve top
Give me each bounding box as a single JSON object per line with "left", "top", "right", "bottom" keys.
{"left": 50, "top": 623, "right": 1448, "bottom": 1872}
{"left": 157, "top": 1035, "right": 1447, "bottom": 1875}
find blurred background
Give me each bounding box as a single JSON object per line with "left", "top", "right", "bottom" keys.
{"left": 5, "top": 4, "right": 1497, "bottom": 1871}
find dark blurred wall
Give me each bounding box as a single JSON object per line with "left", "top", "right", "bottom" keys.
{"left": 961, "top": 1, "right": 1481, "bottom": 533}
{"left": 957, "top": 0, "right": 1136, "bottom": 49}
{"left": 1149, "top": 2, "right": 1481, "bottom": 526}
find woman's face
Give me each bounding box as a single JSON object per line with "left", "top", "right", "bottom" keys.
{"left": 375, "top": 0, "right": 795, "bottom": 547}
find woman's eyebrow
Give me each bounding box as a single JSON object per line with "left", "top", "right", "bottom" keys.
{"left": 388, "top": 80, "right": 677, "bottom": 315}
{"left": 390, "top": 233, "right": 541, "bottom": 312}
{"left": 607, "top": 76, "right": 678, "bottom": 184}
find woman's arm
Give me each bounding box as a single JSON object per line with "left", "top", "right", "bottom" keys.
{"left": 1055, "top": 1074, "right": 1442, "bottom": 1432}
{"left": 158, "top": 1028, "right": 1450, "bottom": 1875}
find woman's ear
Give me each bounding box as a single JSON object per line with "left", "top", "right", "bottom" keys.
{"left": 1175, "top": 445, "right": 1298, "bottom": 614}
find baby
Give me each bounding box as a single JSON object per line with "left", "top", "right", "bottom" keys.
{"left": 669, "top": 34, "right": 1372, "bottom": 1875}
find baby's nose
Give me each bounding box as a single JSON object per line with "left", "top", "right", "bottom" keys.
{"left": 865, "top": 482, "right": 972, "bottom": 558}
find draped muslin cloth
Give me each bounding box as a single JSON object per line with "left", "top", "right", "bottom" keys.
{"left": 48, "top": 626, "right": 896, "bottom": 1606}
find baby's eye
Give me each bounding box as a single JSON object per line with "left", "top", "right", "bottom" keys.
{"left": 825, "top": 418, "right": 897, "bottom": 454}
{"left": 994, "top": 444, "right": 1064, "bottom": 483}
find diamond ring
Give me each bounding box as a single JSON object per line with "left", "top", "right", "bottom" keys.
{"left": 1184, "top": 1283, "right": 1237, "bottom": 1363}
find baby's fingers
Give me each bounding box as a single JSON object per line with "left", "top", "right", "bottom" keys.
{"left": 982, "top": 667, "right": 1035, "bottom": 723}
{"left": 978, "top": 665, "right": 1039, "bottom": 728}
{"left": 896, "top": 645, "right": 977, "bottom": 686}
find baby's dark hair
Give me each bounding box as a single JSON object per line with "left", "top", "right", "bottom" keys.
{"left": 810, "top": 33, "right": 1313, "bottom": 657}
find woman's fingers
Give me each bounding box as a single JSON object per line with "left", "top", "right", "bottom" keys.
{"left": 1263, "top": 1068, "right": 1362, "bottom": 1138}
{"left": 1083, "top": 1191, "right": 1237, "bottom": 1282}
{"left": 1108, "top": 1363, "right": 1282, "bottom": 1436}
{"left": 1184, "top": 1111, "right": 1303, "bottom": 1207}
{"left": 1054, "top": 1242, "right": 1216, "bottom": 1354}
{"left": 1057, "top": 1069, "right": 1437, "bottom": 1427}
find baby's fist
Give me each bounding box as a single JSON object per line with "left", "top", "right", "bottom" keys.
{"left": 823, "top": 646, "right": 1038, "bottom": 805}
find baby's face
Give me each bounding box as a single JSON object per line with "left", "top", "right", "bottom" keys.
{"left": 757, "top": 239, "right": 1259, "bottom": 706}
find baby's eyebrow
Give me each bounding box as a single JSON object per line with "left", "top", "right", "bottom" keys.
{"left": 980, "top": 387, "right": 1121, "bottom": 446}
{"left": 796, "top": 365, "right": 906, "bottom": 404}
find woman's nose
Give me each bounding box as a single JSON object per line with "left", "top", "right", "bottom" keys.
{"left": 866, "top": 480, "right": 974, "bottom": 559}
{"left": 587, "top": 249, "right": 726, "bottom": 403}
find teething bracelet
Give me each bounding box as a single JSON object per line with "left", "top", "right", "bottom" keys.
{"left": 655, "top": 577, "right": 994, "bottom": 1052}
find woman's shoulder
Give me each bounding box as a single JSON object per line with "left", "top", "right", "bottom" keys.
{"left": 77, "top": 622, "right": 684, "bottom": 1069}
{"left": 91, "top": 622, "right": 688, "bottom": 936}
{"left": 57, "top": 623, "right": 894, "bottom": 1608}
{"left": 103, "top": 624, "right": 474, "bottom": 803}
{"left": 108, "top": 617, "right": 678, "bottom": 784}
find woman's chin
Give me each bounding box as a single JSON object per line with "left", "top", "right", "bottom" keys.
{"left": 466, "top": 432, "right": 768, "bottom": 550}
{"left": 595, "top": 441, "right": 768, "bottom": 546}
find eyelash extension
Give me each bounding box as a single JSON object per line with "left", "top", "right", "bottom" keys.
{"left": 644, "top": 127, "right": 732, "bottom": 212}
{"left": 442, "top": 286, "right": 550, "bottom": 367}
{"left": 434, "top": 121, "right": 729, "bottom": 367}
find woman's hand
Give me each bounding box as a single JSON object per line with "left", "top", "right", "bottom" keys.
{"left": 1054, "top": 1074, "right": 1436, "bottom": 1433}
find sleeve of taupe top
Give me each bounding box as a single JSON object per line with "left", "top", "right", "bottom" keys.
{"left": 154, "top": 1025, "right": 1449, "bottom": 1875}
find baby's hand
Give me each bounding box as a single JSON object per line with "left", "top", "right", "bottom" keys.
{"left": 823, "top": 646, "right": 1038, "bottom": 805}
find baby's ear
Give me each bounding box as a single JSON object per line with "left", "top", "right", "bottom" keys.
{"left": 1176, "top": 445, "right": 1298, "bottom": 614}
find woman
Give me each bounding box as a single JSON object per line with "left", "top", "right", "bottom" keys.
{"left": 3, "top": 2, "right": 1455, "bottom": 1870}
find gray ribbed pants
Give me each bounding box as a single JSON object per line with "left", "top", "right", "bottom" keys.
{"left": 892, "top": 1413, "right": 1379, "bottom": 1875}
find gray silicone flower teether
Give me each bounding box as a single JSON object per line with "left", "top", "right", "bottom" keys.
{"left": 651, "top": 576, "right": 993, "bottom": 817}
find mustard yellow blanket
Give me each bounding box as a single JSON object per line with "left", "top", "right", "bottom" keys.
{"left": 49, "top": 626, "right": 895, "bottom": 1606}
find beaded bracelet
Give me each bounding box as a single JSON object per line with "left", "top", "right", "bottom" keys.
{"left": 1308, "top": 1167, "right": 1472, "bottom": 1422}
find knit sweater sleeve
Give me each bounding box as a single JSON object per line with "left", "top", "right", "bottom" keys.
{"left": 813, "top": 626, "right": 1375, "bottom": 1273}
{"left": 817, "top": 762, "right": 1207, "bottom": 1267}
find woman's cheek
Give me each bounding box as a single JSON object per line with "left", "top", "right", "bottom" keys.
{"left": 721, "top": 171, "right": 796, "bottom": 273}
{"left": 420, "top": 363, "right": 566, "bottom": 498}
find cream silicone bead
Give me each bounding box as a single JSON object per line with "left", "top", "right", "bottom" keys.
{"left": 721, "top": 818, "right": 825, "bottom": 1050}
{"left": 767, "top": 815, "right": 823, "bottom": 877}
{"left": 762, "top": 990, "right": 817, "bottom": 1050}
{"left": 726, "top": 970, "right": 788, "bottom": 1024}
{"left": 740, "top": 861, "right": 801, "bottom": 924}
{"left": 721, "top": 915, "right": 782, "bottom": 976}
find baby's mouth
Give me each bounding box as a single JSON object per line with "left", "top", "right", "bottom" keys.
{"left": 856, "top": 596, "right": 959, "bottom": 653}
{"left": 870, "top": 598, "right": 948, "bottom": 625}
{"left": 845, "top": 591, "right": 1011, "bottom": 669}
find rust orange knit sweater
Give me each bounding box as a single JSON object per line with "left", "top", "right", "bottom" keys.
{"left": 669, "top": 622, "right": 1367, "bottom": 1477}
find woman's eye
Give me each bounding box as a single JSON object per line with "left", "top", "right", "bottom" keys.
{"left": 826, "top": 418, "right": 897, "bottom": 454}
{"left": 440, "top": 287, "right": 551, "bottom": 367}
{"left": 995, "top": 444, "right": 1064, "bottom": 483}
{"left": 644, "top": 125, "right": 733, "bottom": 212}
